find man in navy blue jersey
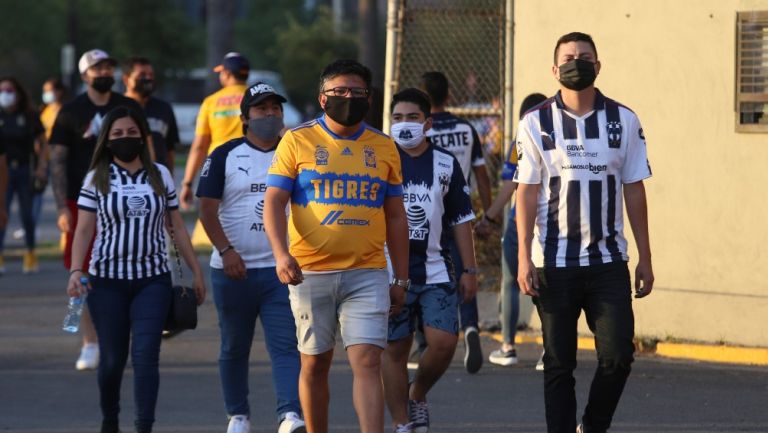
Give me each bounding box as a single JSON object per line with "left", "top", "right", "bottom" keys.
{"left": 382, "top": 88, "right": 478, "bottom": 433}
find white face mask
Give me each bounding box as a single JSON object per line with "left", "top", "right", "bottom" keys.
{"left": 390, "top": 121, "right": 425, "bottom": 149}
{"left": 0, "top": 91, "right": 16, "bottom": 109}
{"left": 42, "top": 91, "right": 56, "bottom": 105}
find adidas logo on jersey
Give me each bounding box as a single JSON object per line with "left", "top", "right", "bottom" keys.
{"left": 341, "top": 147, "right": 353, "bottom": 156}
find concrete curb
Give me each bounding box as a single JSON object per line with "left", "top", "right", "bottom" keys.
{"left": 483, "top": 331, "right": 768, "bottom": 366}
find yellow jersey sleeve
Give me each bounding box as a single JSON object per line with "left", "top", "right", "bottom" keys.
{"left": 195, "top": 96, "right": 212, "bottom": 137}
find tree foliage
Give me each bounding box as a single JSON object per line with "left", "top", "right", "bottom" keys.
{"left": 273, "top": 6, "right": 357, "bottom": 112}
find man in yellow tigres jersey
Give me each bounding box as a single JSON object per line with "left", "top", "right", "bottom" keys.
{"left": 180, "top": 52, "right": 249, "bottom": 246}
{"left": 264, "top": 59, "right": 410, "bottom": 433}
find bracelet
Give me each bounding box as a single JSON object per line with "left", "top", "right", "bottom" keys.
{"left": 219, "top": 245, "right": 235, "bottom": 256}
{"left": 463, "top": 267, "right": 479, "bottom": 275}
{"left": 483, "top": 214, "right": 499, "bottom": 225}
{"left": 183, "top": 181, "right": 193, "bottom": 187}
{"left": 69, "top": 269, "right": 83, "bottom": 275}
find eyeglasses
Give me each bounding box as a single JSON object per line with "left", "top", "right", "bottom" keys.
{"left": 321, "top": 86, "right": 370, "bottom": 97}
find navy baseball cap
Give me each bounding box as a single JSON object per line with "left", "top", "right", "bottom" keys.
{"left": 241, "top": 82, "right": 287, "bottom": 115}
{"left": 213, "top": 52, "right": 250, "bottom": 75}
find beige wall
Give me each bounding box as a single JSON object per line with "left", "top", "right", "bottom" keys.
{"left": 514, "top": 0, "right": 768, "bottom": 346}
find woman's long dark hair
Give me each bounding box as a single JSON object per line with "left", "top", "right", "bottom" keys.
{"left": 0, "top": 76, "right": 33, "bottom": 116}
{"left": 88, "top": 107, "right": 165, "bottom": 196}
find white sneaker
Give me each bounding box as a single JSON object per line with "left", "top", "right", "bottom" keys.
{"left": 488, "top": 347, "right": 518, "bottom": 366}
{"left": 278, "top": 411, "right": 306, "bottom": 433}
{"left": 394, "top": 422, "right": 414, "bottom": 433}
{"left": 75, "top": 343, "right": 99, "bottom": 370}
{"left": 227, "top": 415, "right": 250, "bottom": 433}
{"left": 535, "top": 349, "right": 545, "bottom": 371}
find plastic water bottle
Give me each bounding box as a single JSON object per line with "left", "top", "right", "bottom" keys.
{"left": 62, "top": 277, "right": 89, "bottom": 333}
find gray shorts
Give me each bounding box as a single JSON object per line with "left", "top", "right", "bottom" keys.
{"left": 288, "top": 268, "right": 390, "bottom": 355}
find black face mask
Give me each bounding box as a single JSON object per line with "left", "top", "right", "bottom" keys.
{"left": 558, "top": 59, "right": 597, "bottom": 91}
{"left": 135, "top": 78, "right": 155, "bottom": 97}
{"left": 323, "top": 96, "right": 369, "bottom": 127}
{"left": 108, "top": 137, "right": 143, "bottom": 163}
{"left": 91, "top": 76, "right": 115, "bottom": 94}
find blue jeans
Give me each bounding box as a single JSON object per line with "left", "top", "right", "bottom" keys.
{"left": 500, "top": 214, "right": 520, "bottom": 344}
{"left": 0, "top": 164, "right": 35, "bottom": 251}
{"left": 87, "top": 273, "right": 173, "bottom": 433}
{"left": 211, "top": 267, "right": 301, "bottom": 421}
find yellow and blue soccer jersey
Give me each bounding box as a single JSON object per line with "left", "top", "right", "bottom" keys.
{"left": 267, "top": 116, "right": 403, "bottom": 271}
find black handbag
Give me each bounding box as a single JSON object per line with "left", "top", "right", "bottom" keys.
{"left": 163, "top": 214, "right": 198, "bottom": 332}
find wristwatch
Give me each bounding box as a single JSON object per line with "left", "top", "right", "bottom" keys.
{"left": 463, "top": 267, "right": 479, "bottom": 275}
{"left": 391, "top": 278, "right": 411, "bottom": 290}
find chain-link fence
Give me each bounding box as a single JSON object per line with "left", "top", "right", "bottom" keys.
{"left": 384, "top": 0, "right": 510, "bottom": 177}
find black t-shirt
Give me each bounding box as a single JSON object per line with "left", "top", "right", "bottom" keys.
{"left": 0, "top": 110, "right": 44, "bottom": 167}
{"left": 142, "top": 96, "right": 179, "bottom": 169}
{"left": 50, "top": 92, "right": 143, "bottom": 200}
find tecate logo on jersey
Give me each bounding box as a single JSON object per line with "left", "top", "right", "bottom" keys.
{"left": 561, "top": 163, "right": 608, "bottom": 174}
{"left": 431, "top": 131, "right": 470, "bottom": 148}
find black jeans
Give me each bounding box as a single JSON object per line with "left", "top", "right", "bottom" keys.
{"left": 535, "top": 262, "right": 635, "bottom": 433}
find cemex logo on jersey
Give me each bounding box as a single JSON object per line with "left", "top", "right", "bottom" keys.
{"left": 320, "top": 210, "right": 369, "bottom": 226}
{"left": 406, "top": 205, "right": 428, "bottom": 240}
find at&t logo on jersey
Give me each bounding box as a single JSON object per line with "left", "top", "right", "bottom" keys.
{"left": 251, "top": 200, "right": 265, "bottom": 231}
{"left": 407, "top": 204, "right": 428, "bottom": 240}
{"left": 126, "top": 196, "right": 150, "bottom": 217}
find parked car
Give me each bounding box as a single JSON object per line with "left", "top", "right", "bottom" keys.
{"left": 159, "top": 69, "right": 302, "bottom": 146}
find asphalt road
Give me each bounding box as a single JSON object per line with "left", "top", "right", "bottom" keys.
{"left": 1, "top": 259, "right": 767, "bottom": 433}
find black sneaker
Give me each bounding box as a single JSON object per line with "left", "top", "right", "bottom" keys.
{"left": 408, "top": 399, "right": 430, "bottom": 433}
{"left": 463, "top": 326, "right": 483, "bottom": 373}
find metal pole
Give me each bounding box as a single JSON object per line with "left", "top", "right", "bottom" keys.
{"left": 382, "top": 0, "right": 399, "bottom": 133}
{"left": 503, "top": 0, "right": 514, "bottom": 151}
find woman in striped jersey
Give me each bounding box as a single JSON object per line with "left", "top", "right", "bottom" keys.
{"left": 66, "top": 107, "right": 206, "bottom": 433}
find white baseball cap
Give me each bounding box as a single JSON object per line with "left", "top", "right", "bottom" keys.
{"left": 78, "top": 49, "right": 117, "bottom": 74}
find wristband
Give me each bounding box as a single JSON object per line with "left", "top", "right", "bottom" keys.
{"left": 219, "top": 245, "right": 235, "bottom": 256}
{"left": 463, "top": 267, "right": 478, "bottom": 275}
{"left": 483, "top": 214, "right": 499, "bottom": 225}
{"left": 391, "top": 278, "right": 411, "bottom": 290}
{"left": 69, "top": 269, "right": 83, "bottom": 275}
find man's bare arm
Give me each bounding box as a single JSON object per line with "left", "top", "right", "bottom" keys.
{"left": 624, "top": 180, "right": 654, "bottom": 298}
{"left": 50, "top": 144, "right": 72, "bottom": 232}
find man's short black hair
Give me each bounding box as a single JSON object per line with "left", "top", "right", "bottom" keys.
{"left": 391, "top": 88, "right": 431, "bottom": 118}
{"left": 420, "top": 71, "right": 449, "bottom": 107}
{"left": 519, "top": 92, "right": 548, "bottom": 119}
{"left": 123, "top": 56, "right": 152, "bottom": 77}
{"left": 553, "top": 32, "right": 598, "bottom": 64}
{"left": 319, "top": 59, "right": 372, "bottom": 93}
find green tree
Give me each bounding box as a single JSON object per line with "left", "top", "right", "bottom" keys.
{"left": 274, "top": 6, "right": 357, "bottom": 113}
